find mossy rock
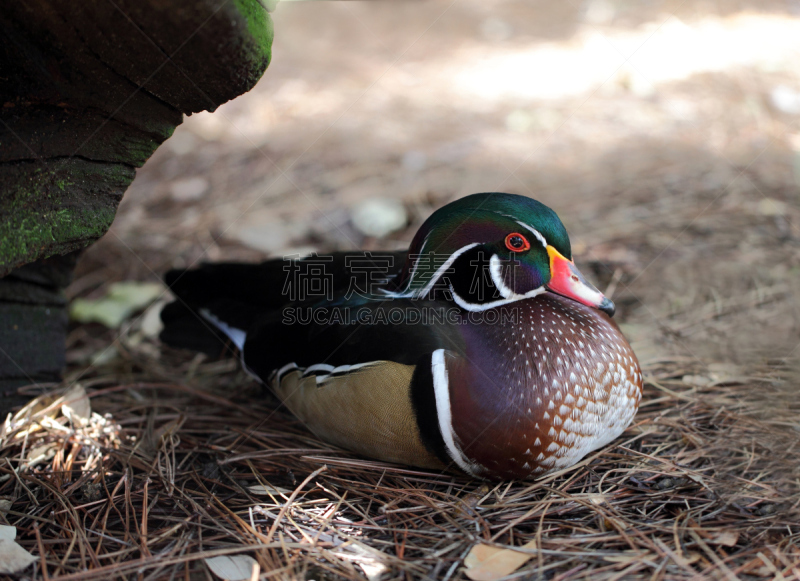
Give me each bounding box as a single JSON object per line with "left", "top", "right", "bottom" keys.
{"left": 0, "top": 0, "right": 274, "bottom": 274}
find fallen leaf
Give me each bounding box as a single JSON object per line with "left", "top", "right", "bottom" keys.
{"left": 682, "top": 374, "right": 711, "bottom": 387}
{"left": 456, "top": 484, "right": 490, "bottom": 516}
{"left": 26, "top": 443, "right": 58, "bottom": 468}
{"left": 247, "top": 484, "right": 291, "bottom": 496}
{"left": 334, "top": 542, "right": 389, "bottom": 581}
{"left": 587, "top": 493, "right": 607, "bottom": 505}
{"left": 604, "top": 551, "right": 654, "bottom": 564}
{"left": 70, "top": 281, "right": 163, "bottom": 328}
{"left": 153, "top": 417, "right": 184, "bottom": 443}
{"left": 0, "top": 526, "right": 15, "bottom": 541}
{"left": 356, "top": 558, "right": 388, "bottom": 581}
{"left": 205, "top": 554, "right": 259, "bottom": 581}
{"left": 61, "top": 384, "right": 91, "bottom": 422}
{"left": 140, "top": 299, "right": 168, "bottom": 338}
{"left": 0, "top": 532, "right": 37, "bottom": 574}
{"left": 464, "top": 540, "right": 537, "bottom": 581}
{"left": 709, "top": 532, "right": 738, "bottom": 547}
{"left": 139, "top": 416, "right": 185, "bottom": 459}
{"left": 684, "top": 472, "right": 709, "bottom": 489}
{"left": 686, "top": 552, "right": 702, "bottom": 564}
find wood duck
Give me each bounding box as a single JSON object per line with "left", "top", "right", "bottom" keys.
{"left": 161, "top": 192, "right": 642, "bottom": 480}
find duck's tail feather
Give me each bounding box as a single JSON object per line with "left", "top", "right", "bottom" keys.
{"left": 160, "top": 261, "right": 284, "bottom": 356}
{"left": 159, "top": 300, "right": 235, "bottom": 357}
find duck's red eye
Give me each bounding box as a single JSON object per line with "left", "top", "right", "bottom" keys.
{"left": 505, "top": 233, "right": 530, "bottom": 252}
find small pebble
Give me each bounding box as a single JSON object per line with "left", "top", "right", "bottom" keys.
{"left": 755, "top": 503, "right": 776, "bottom": 516}
{"left": 682, "top": 374, "right": 711, "bottom": 387}
{"left": 350, "top": 198, "right": 407, "bottom": 238}
{"left": 770, "top": 86, "right": 800, "bottom": 115}
{"left": 170, "top": 177, "right": 209, "bottom": 201}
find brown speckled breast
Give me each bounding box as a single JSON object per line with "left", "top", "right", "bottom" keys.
{"left": 445, "top": 293, "right": 642, "bottom": 479}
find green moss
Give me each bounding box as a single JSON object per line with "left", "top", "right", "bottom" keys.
{"left": 0, "top": 206, "right": 115, "bottom": 264}
{"left": 0, "top": 160, "right": 135, "bottom": 273}
{"left": 127, "top": 124, "right": 178, "bottom": 166}
{"left": 232, "top": 0, "right": 274, "bottom": 78}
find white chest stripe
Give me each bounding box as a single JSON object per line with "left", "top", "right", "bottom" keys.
{"left": 431, "top": 349, "right": 483, "bottom": 477}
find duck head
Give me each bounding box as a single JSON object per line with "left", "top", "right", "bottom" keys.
{"left": 396, "top": 192, "right": 614, "bottom": 316}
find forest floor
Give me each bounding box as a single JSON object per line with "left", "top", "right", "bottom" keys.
{"left": 3, "top": 0, "right": 800, "bottom": 579}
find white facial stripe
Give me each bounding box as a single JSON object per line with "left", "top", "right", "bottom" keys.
{"left": 431, "top": 349, "right": 483, "bottom": 476}
{"left": 489, "top": 254, "right": 514, "bottom": 299}
{"left": 514, "top": 221, "right": 548, "bottom": 248}
{"left": 383, "top": 242, "right": 481, "bottom": 299}
{"left": 450, "top": 284, "right": 546, "bottom": 312}
{"left": 417, "top": 242, "right": 480, "bottom": 297}
{"left": 417, "top": 232, "right": 431, "bottom": 256}
{"left": 406, "top": 232, "right": 431, "bottom": 290}
{"left": 448, "top": 254, "right": 547, "bottom": 311}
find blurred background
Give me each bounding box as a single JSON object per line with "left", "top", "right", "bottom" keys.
{"left": 70, "top": 0, "right": 800, "bottom": 376}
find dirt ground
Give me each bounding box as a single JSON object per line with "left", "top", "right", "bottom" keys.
{"left": 7, "top": 0, "right": 800, "bottom": 579}
{"left": 75, "top": 0, "right": 800, "bottom": 367}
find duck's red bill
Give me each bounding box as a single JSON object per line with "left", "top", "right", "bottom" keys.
{"left": 545, "top": 246, "right": 615, "bottom": 316}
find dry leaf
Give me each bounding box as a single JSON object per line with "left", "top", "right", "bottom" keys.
{"left": 26, "top": 443, "right": 58, "bottom": 468}
{"left": 464, "top": 540, "right": 537, "bottom": 581}
{"left": 709, "top": 532, "right": 738, "bottom": 547}
{"left": 587, "top": 493, "right": 607, "bottom": 505}
{"left": 248, "top": 484, "right": 291, "bottom": 496}
{"left": 356, "top": 558, "right": 388, "bottom": 581}
{"left": 0, "top": 526, "right": 15, "bottom": 541}
{"left": 456, "top": 484, "right": 490, "bottom": 516}
{"left": 604, "top": 551, "right": 653, "bottom": 564}
{"left": 334, "top": 542, "right": 389, "bottom": 581}
{"left": 140, "top": 299, "right": 168, "bottom": 338}
{"left": 61, "top": 384, "right": 91, "bottom": 422}
{"left": 205, "top": 554, "right": 259, "bottom": 581}
{"left": 0, "top": 533, "right": 37, "bottom": 574}
{"left": 70, "top": 281, "right": 163, "bottom": 328}
{"left": 153, "top": 417, "right": 184, "bottom": 443}
{"left": 682, "top": 374, "right": 711, "bottom": 387}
